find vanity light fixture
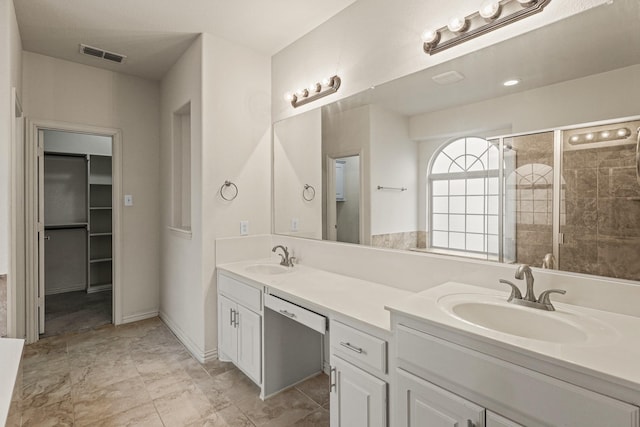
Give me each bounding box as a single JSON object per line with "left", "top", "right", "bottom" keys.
{"left": 503, "top": 79, "right": 520, "bottom": 86}
{"left": 568, "top": 127, "right": 632, "bottom": 145}
{"left": 422, "top": 0, "right": 552, "bottom": 55}
{"left": 285, "top": 75, "right": 341, "bottom": 108}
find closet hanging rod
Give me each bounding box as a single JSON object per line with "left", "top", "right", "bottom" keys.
{"left": 377, "top": 185, "right": 407, "bottom": 191}
{"left": 44, "top": 223, "right": 88, "bottom": 230}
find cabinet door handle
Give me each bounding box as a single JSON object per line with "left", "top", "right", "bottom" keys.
{"left": 329, "top": 366, "right": 337, "bottom": 392}
{"left": 234, "top": 310, "right": 239, "bottom": 328}
{"left": 467, "top": 420, "right": 475, "bottom": 427}
{"left": 339, "top": 341, "right": 363, "bottom": 354}
{"left": 279, "top": 309, "right": 296, "bottom": 318}
{"left": 229, "top": 308, "right": 234, "bottom": 326}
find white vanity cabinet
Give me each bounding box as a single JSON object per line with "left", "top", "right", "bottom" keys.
{"left": 218, "top": 273, "right": 262, "bottom": 385}
{"left": 329, "top": 320, "right": 389, "bottom": 427}
{"left": 394, "top": 322, "right": 639, "bottom": 427}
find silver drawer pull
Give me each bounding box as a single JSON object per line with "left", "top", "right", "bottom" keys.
{"left": 279, "top": 309, "right": 296, "bottom": 318}
{"left": 340, "top": 341, "right": 363, "bottom": 354}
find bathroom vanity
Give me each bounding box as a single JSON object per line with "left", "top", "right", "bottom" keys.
{"left": 217, "top": 260, "right": 640, "bottom": 427}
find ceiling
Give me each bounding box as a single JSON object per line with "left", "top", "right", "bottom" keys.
{"left": 321, "top": 0, "right": 640, "bottom": 120}
{"left": 14, "top": 0, "right": 358, "bottom": 81}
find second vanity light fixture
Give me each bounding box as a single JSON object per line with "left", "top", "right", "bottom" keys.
{"left": 422, "top": 0, "right": 552, "bottom": 55}
{"left": 285, "top": 75, "right": 341, "bottom": 108}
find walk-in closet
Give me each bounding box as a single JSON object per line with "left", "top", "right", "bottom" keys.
{"left": 42, "top": 130, "right": 113, "bottom": 337}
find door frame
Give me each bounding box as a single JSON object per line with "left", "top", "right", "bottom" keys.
{"left": 25, "top": 119, "right": 123, "bottom": 343}
{"left": 324, "top": 150, "right": 364, "bottom": 244}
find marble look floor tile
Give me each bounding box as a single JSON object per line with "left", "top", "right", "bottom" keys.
{"left": 153, "top": 382, "right": 217, "bottom": 427}
{"left": 204, "top": 358, "right": 236, "bottom": 378}
{"left": 22, "top": 338, "right": 68, "bottom": 371}
{"left": 23, "top": 355, "right": 70, "bottom": 386}
{"left": 295, "top": 374, "right": 330, "bottom": 407}
{"left": 21, "top": 372, "right": 72, "bottom": 409}
{"left": 70, "top": 353, "right": 139, "bottom": 392}
{"left": 20, "top": 397, "right": 74, "bottom": 427}
{"left": 216, "top": 404, "right": 256, "bottom": 427}
{"left": 290, "top": 407, "right": 330, "bottom": 427}
{"left": 73, "top": 376, "right": 151, "bottom": 426}
{"left": 93, "top": 402, "right": 164, "bottom": 427}
{"left": 191, "top": 374, "right": 233, "bottom": 412}
{"left": 211, "top": 368, "right": 261, "bottom": 402}
{"left": 237, "top": 388, "right": 320, "bottom": 427}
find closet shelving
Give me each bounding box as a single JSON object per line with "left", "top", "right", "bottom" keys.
{"left": 87, "top": 155, "right": 113, "bottom": 293}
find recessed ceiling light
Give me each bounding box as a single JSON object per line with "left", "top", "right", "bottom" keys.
{"left": 503, "top": 79, "right": 520, "bottom": 87}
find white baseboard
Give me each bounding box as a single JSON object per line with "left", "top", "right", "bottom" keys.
{"left": 45, "top": 283, "right": 86, "bottom": 295}
{"left": 159, "top": 310, "right": 214, "bottom": 364}
{"left": 121, "top": 310, "right": 158, "bottom": 324}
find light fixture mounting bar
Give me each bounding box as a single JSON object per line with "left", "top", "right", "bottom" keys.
{"left": 291, "top": 76, "right": 341, "bottom": 108}
{"left": 423, "top": 0, "right": 552, "bottom": 55}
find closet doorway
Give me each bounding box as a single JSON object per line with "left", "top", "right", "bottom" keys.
{"left": 26, "top": 122, "right": 122, "bottom": 342}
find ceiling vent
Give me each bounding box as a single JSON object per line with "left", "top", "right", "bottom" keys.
{"left": 79, "top": 44, "right": 127, "bottom": 64}
{"left": 431, "top": 70, "right": 465, "bottom": 85}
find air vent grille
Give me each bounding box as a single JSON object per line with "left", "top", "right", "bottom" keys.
{"left": 79, "top": 44, "right": 127, "bottom": 64}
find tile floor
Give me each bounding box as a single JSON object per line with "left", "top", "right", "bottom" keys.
{"left": 43, "top": 290, "right": 112, "bottom": 338}
{"left": 10, "top": 317, "right": 330, "bottom": 426}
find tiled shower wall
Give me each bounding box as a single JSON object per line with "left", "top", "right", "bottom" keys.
{"left": 509, "top": 132, "right": 555, "bottom": 267}
{"left": 561, "top": 121, "right": 640, "bottom": 281}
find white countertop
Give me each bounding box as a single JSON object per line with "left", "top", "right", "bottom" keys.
{"left": 386, "top": 282, "right": 640, "bottom": 397}
{"left": 217, "top": 259, "right": 412, "bottom": 332}
{"left": 0, "top": 338, "right": 24, "bottom": 426}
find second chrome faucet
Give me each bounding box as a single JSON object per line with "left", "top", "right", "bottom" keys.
{"left": 500, "top": 264, "right": 566, "bottom": 311}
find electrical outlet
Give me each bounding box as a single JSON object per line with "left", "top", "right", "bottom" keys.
{"left": 124, "top": 195, "right": 133, "bottom": 206}
{"left": 240, "top": 220, "right": 249, "bottom": 236}
{"left": 291, "top": 218, "right": 299, "bottom": 232}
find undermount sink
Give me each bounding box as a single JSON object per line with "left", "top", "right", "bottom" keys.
{"left": 438, "top": 294, "right": 610, "bottom": 344}
{"left": 244, "top": 263, "right": 291, "bottom": 275}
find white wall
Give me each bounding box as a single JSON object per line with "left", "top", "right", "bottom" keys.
{"left": 415, "top": 64, "right": 640, "bottom": 232}
{"left": 201, "top": 33, "right": 271, "bottom": 357}
{"left": 22, "top": 52, "right": 161, "bottom": 323}
{"left": 0, "top": 0, "right": 22, "bottom": 275}
{"left": 369, "top": 105, "right": 417, "bottom": 236}
{"left": 272, "top": 0, "right": 609, "bottom": 122}
{"left": 274, "top": 109, "right": 322, "bottom": 238}
{"left": 159, "top": 36, "right": 205, "bottom": 357}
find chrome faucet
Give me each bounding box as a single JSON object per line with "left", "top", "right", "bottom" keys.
{"left": 541, "top": 253, "right": 556, "bottom": 269}
{"left": 500, "top": 264, "right": 566, "bottom": 311}
{"left": 272, "top": 245, "right": 295, "bottom": 267}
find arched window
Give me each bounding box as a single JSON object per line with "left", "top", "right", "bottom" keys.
{"left": 429, "top": 137, "right": 500, "bottom": 256}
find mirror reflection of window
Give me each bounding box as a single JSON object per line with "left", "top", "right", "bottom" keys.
{"left": 428, "top": 137, "right": 499, "bottom": 258}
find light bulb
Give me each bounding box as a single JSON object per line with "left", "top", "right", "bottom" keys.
{"left": 586, "top": 133, "right": 594, "bottom": 140}
{"left": 284, "top": 92, "right": 295, "bottom": 102}
{"left": 601, "top": 131, "right": 611, "bottom": 138}
{"left": 617, "top": 128, "right": 631, "bottom": 137}
{"left": 308, "top": 83, "right": 320, "bottom": 93}
{"left": 479, "top": 1, "right": 501, "bottom": 19}
{"left": 296, "top": 88, "right": 308, "bottom": 98}
{"left": 570, "top": 135, "right": 579, "bottom": 142}
{"left": 421, "top": 29, "right": 440, "bottom": 44}
{"left": 322, "top": 77, "right": 332, "bottom": 86}
{"left": 503, "top": 79, "right": 520, "bottom": 87}
{"left": 447, "top": 16, "right": 468, "bottom": 33}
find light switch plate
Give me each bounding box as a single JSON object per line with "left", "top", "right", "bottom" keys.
{"left": 124, "top": 195, "right": 133, "bottom": 206}
{"left": 291, "top": 218, "right": 299, "bottom": 232}
{"left": 240, "top": 220, "right": 249, "bottom": 236}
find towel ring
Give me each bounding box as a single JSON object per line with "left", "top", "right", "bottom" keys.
{"left": 220, "top": 180, "right": 238, "bottom": 201}
{"left": 303, "top": 184, "right": 316, "bottom": 201}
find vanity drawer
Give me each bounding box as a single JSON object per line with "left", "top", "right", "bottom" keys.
{"left": 331, "top": 320, "right": 387, "bottom": 375}
{"left": 397, "top": 325, "right": 640, "bottom": 427}
{"left": 218, "top": 273, "right": 262, "bottom": 313}
{"left": 264, "top": 294, "right": 326, "bottom": 335}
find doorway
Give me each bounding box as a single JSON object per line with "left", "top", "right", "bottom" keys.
{"left": 326, "top": 154, "right": 361, "bottom": 244}
{"left": 26, "top": 122, "right": 122, "bottom": 342}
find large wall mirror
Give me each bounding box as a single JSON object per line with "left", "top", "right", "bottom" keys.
{"left": 273, "top": 0, "right": 640, "bottom": 282}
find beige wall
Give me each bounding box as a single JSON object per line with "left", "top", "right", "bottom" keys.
{"left": 22, "top": 51, "right": 161, "bottom": 323}
{"left": 274, "top": 109, "right": 322, "bottom": 239}
{"left": 0, "top": 0, "right": 22, "bottom": 275}
{"left": 271, "top": 0, "right": 609, "bottom": 122}
{"left": 159, "top": 36, "right": 205, "bottom": 357}
{"left": 201, "top": 33, "right": 271, "bottom": 355}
